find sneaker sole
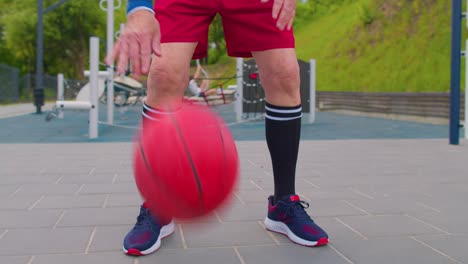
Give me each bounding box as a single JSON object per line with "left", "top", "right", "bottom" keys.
{"left": 264, "top": 218, "right": 328, "bottom": 247}
{"left": 123, "top": 221, "right": 175, "bottom": 256}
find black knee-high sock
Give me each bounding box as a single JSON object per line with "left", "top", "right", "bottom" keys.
{"left": 265, "top": 102, "right": 302, "bottom": 202}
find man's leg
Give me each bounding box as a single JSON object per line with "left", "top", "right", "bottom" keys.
{"left": 253, "top": 48, "right": 329, "bottom": 247}
{"left": 253, "top": 48, "right": 301, "bottom": 200}
{"left": 124, "top": 43, "right": 198, "bottom": 256}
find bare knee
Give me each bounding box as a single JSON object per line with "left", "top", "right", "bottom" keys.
{"left": 260, "top": 61, "right": 301, "bottom": 105}
{"left": 148, "top": 63, "right": 188, "bottom": 93}
{"left": 146, "top": 61, "right": 189, "bottom": 105}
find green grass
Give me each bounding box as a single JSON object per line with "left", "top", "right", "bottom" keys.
{"left": 295, "top": 0, "right": 459, "bottom": 92}
{"left": 207, "top": 0, "right": 461, "bottom": 93}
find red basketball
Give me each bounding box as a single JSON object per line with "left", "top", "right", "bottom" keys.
{"left": 133, "top": 102, "right": 239, "bottom": 219}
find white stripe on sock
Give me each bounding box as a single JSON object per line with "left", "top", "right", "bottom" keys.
{"left": 265, "top": 105, "right": 302, "bottom": 114}
{"left": 264, "top": 113, "right": 303, "bottom": 121}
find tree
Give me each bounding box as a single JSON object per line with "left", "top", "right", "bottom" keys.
{"left": 1, "top": 0, "right": 126, "bottom": 78}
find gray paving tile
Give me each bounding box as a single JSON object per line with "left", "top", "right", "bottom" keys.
{"left": 12, "top": 184, "right": 81, "bottom": 197}
{"left": 0, "top": 196, "right": 41, "bottom": 210}
{"left": 337, "top": 215, "right": 444, "bottom": 238}
{"left": 307, "top": 200, "right": 366, "bottom": 217}
{"left": 298, "top": 188, "right": 364, "bottom": 201}
{"left": 342, "top": 197, "right": 437, "bottom": 215}
{"left": 42, "top": 167, "right": 95, "bottom": 175}
{"left": 0, "top": 210, "right": 63, "bottom": 228}
{"left": 0, "top": 185, "right": 20, "bottom": 197}
{"left": 88, "top": 225, "right": 130, "bottom": 252}
{"left": 0, "top": 174, "right": 60, "bottom": 185}
{"left": 238, "top": 244, "right": 349, "bottom": 264}
{"left": 235, "top": 190, "right": 271, "bottom": 203}
{"left": 79, "top": 183, "right": 138, "bottom": 194}
{"left": 415, "top": 193, "right": 468, "bottom": 214}
{"left": 0, "top": 227, "right": 92, "bottom": 256}
{"left": 181, "top": 221, "right": 275, "bottom": 248}
{"left": 113, "top": 174, "right": 135, "bottom": 183}
{"left": 0, "top": 256, "right": 31, "bottom": 264}
{"left": 347, "top": 185, "right": 435, "bottom": 200}
{"left": 105, "top": 193, "right": 142, "bottom": 207}
{"left": 235, "top": 178, "right": 263, "bottom": 191}
{"left": 139, "top": 248, "right": 241, "bottom": 264}
{"left": 407, "top": 212, "right": 468, "bottom": 234}
{"left": 0, "top": 139, "right": 467, "bottom": 263}
{"left": 32, "top": 252, "right": 133, "bottom": 264}
{"left": 58, "top": 174, "right": 115, "bottom": 184}
{"left": 333, "top": 237, "right": 457, "bottom": 264}
{"left": 34, "top": 195, "right": 107, "bottom": 209}
{"left": 217, "top": 202, "right": 266, "bottom": 222}
{"left": 57, "top": 207, "right": 138, "bottom": 227}
{"left": 414, "top": 234, "right": 468, "bottom": 263}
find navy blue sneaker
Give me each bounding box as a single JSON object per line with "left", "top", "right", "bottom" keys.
{"left": 123, "top": 204, "right": 174, "bottom": 256}
{"left": 264, "top": 195, "right": 329, "bottom": 247}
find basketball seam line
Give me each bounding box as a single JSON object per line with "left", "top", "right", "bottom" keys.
{"left": 169, "top": 113, "right": 205, "bottom": 214}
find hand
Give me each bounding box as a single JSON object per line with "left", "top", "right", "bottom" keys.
{"left": 260, "top": 0, "right": 296, "bottom": 31}
{"left": 105, "top": 10, "right": 161, "bottom": 80}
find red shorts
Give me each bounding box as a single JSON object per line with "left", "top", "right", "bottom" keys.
{"left": 154, "top": 0, "right": 295, "bottom": 59}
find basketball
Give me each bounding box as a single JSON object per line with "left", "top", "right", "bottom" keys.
{"left": 133, "top": 102, "right": 239, "bottom": 219}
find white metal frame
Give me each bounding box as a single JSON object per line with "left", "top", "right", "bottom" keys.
{"left": 55, "top": 37, "right": 100, "bottom": 139}
{"left": 466, "top": 39, "right": 468, "bottom": 139}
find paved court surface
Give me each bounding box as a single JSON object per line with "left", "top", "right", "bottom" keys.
{"left": 0, "top": 103, "right": 467, "bottom": 264}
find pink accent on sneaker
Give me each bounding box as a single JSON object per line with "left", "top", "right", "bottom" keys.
{"left": 128, "top": 231, "right": 152, "bottom": 244}
{"left": 290, "top": 195, "right": 300, "bottom": 202}
{"left": 126, "top": 249, "right": 144, "bottom": 256}
{"left": 303, "top": 225, "right": 321, "bottom": 235}
{"left": 268, "top": 204, "right": 277, "bottom": 213}
{"left": 316, "top": 237, "right": 329, "bottom": 246}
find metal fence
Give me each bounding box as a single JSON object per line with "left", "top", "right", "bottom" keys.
{"left": 0, "top": 63, "right": 20, "bottom": 102}
{"left": 1, "top": 69, "right": 86, "bottom": 103}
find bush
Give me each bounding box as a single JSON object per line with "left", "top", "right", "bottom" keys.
{"left": 358, "top": 3, "right": 377, "bottom": 26}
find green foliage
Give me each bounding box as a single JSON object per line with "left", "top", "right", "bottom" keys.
{"left": 358, "top": 3, "right": 377, "bottom": 26}
{"left": 0, "top": 0, "right": 126, "bottom": 78}
{"left": 207, "top": 14, "right": 226, "bottom": 64}
{"left": 295, "top": 0, "right": 458, "bottom": 92}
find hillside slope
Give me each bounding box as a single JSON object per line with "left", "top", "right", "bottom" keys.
{"left": 295, "top": 0, "right": 456, "bottom": 92}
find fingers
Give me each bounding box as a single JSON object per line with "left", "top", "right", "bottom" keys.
{"left": 272, "top": 0, "right": 283, "bottom": 20}
{"left": 105, "top": 41, "right": 120, "bottom": 66}
{"left": 151, "top": 30, "right": 162, "bottom": 57}
{"left": 275, "top": 0, "right": 296, "bottom": 31}
{"left": 286, "top": 10, "right": 295, "bottom": 31}
{"left": 140, "top": 35, "right": 152, "bottom": 74}
{"left": 108, "top": 12, "right": 161, "bottom": 79}
{"left": 116, "top": 36, "right": 130, "bottom": 75}
{"left": 128, "top": 34, "right": 141, "bottom": 79}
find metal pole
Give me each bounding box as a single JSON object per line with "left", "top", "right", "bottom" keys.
{"left": 309, "top": 59, "right": 316, "bottom": 123}
{"left": 35, "top": 0, "right": 71, "bottom": 114}
{"left": 106, "top": 0, "right": 114, "bottom": 125}
{"left": 235, "top": 58, "right": 244, "bottom": 122}
{"left": 465, "top": 39, "right": 468, "bottom": 140}
{"left": 450, "top": 0, "right": 462, "bottom": 145}
{"left": 35, "top": 0, "right": 45, "bottom": 114}
{"left": 89, "top": 37, "right": 100, "bottom": 139}
{"left": 57, "top": 73, "right": 64, "bottom": 119}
